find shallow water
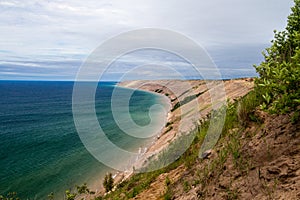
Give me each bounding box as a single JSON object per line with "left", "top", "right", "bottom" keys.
{"left": 0, "top": 81, "right": 168, "bottom": 199}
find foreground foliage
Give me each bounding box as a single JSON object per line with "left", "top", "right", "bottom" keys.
{"left": 255, "top": 0, "right": 300, "bottom": 113}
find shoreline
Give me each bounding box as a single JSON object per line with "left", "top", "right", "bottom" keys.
{"left": 115, "top": 78, "right": 254, "bottom": 174}
{"left": 85, "top": 84, "right": 173, "bottom": 198}
{"left": 88, "top": 78, "right": 254, "bottom": 198}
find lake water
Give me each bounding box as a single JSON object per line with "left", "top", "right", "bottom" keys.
{"left": 0, "top": 81, "right": 168, "bottom": 199}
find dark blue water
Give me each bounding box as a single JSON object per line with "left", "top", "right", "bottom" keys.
{"left": 0, "top": 81, "right": 166, "bottom": 199}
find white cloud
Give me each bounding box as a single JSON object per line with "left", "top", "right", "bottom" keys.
{"left": 0, "top": 0, "right": 295, "bottom": 80}
{"left": 0, "top": 61, "right": 41, "bottom": 67}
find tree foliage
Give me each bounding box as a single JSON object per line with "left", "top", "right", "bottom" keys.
{"left": 0, "top": 192, "right": 20, "bottom": 200}
{"left": 103, "top": 173, "right": 114, "bottom": 193}
{"left": 76, "top": 183, "right": 89, "bottom": 194}
{"left": 65, "top": 190, "right": 76, "bottom": 200}
{"left": 255, "top": 0, "right": 300, "bottom": 113}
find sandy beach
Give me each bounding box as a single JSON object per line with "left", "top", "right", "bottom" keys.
{"left": 118, "top": 78, "right": 254, "bottom": 168}
{"left": 87, "top": 78, "right": 254, "bottom": 199}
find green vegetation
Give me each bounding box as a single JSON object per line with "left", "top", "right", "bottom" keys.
{"left": 53, "top": 7, "right": 300, "bottom": 195}
{"left": 237, "top": 91, "right": 263, "bottom": 125}
{"left": 163, "top": 187, "right": 173, "bottom": 200}
{"left": 65, "top": 190, "right": 76, "bottom": 200}
{"left": 162, "top": 176, "right": 173, "bottom": 200}
{"left": 2, "top": 1, "right": 299, "bottom": 199}
{"left": 103, "top": 160, "right": 182, "bottom": 199}
{"left": 225, "top": 188, "right": 239, "bottom": 200}
{"left": 183, "top": 181, "right": 191, "bottom": 193}
{"left": 47, "top": 192, "right": 54, "bottom": 200}
{"left": 0, "top": 192, "right": 20, "bottom": 200}
{"left": 255, "top": 0, "right": 300, "bottom": 113}
{"left": 76, "top": 183, "right": 90, "bottom": 194}
{"left": 154, "top": 89, "right": 163, "bottom": 93}
{"left": 103, "top": 173, "right": 114, "bottom": 193}
{"left": 48, "top": 183, "right": 96, "bottom": 200}
{"left": 165, "top": 176, "right": 171, "bottom": 186}
{"left": 36, "top": 89, "right": 258, "bottom": 200}
{"left": 99, "top": 90, "right": 260, "bottom": 199}
{"left": 171, "top": 90, "right": 207, "bottom": 112}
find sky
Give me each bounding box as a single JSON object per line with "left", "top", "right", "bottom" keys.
{"left": 0, "top": 0, "right": 294, "bottom": 81}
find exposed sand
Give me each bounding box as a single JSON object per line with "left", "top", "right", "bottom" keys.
{"left": 87, "top": 78, "right": 254, "bottom": 199}
{"left": 118, "top": 78, "right": 254, "bottom": 169}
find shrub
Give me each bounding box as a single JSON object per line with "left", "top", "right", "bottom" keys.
{"left": 165, "top": 176, "right": 171, "bottom": 186}
{"left": 103, "top": 173, "right": 114, "bottom": 193}
{"left": 65, "top": 190, "right": 76, "bottom": 200}
{"left": 0, "top": 192, "right": 20, "bottom": 200}
{"left": 76, "top": 183, "right": 89, "bottom": 194}
{"left": 255, "top": 0, "right": 300, "bottom": 113}
{"left": 163, "top": 187, "right": 173, "bottom": 200}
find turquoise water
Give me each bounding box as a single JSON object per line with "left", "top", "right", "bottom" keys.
{"left": 0, "top": 81, "right": 168, "bottom": 199}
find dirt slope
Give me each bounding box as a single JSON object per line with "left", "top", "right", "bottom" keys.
{"left": 135, "top": 110, "right": 300, "bottom": 200}
{"left": 118, "top": 79, "right": 300, "bottom": 200}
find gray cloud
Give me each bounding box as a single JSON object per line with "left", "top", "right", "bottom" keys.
{"left": 0, "top": 0, "right": 294, "bottom": 80}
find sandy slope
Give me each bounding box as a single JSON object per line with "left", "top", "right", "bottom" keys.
{"left": 117, "top": 79, "right": 300, "bottom": 200}
{"left": 118, "top": 78, "right": 254, "bottom": 170}
{"left": 87, "top": 78, "right": 254, "bottom": 199}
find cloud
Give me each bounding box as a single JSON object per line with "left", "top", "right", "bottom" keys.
{"left": 0, "top": 0, "right": 294, "bottom": 80}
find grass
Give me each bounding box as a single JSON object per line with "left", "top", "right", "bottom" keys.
{"left": 225, "top": 187, "right": 239, "bottom": 200}
{"left": 183, "top": 181, "right": 191, "bottom": 193}
{"left": 162, "top": 187, "right": 173, "bottom": 200}
{"left": 165, "top": 176, "right": 171, "bottom": 186}
{"left": 163, "top": 176, "right": 173, "bottom": 200}
{"left": 291, "top": 110, "right": 300, "bottom": 124}
{"left": 227, "top": 132, "right": 241, "bottom": 168}
{"left": 101, "top": 120, "right": 207, "bottom": 199}
{"left": 105, "top": 93, "right": 245, "bottom": 199}
{"left": 237, "top": 91, "right": 263, "bottom": 125}
{"left": 171, "top": 90, "right": 208, "bottom": 112}
{"left": 75, "top": 91, "right": 259, "bottom": 199}
{"left": 261, "top": 178, "right": 279, "bottom": 200}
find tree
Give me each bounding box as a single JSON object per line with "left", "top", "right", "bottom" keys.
{"left": 255, "top": 0, "right": 300, "bottom": 113}
{"left": 65, "top": 190, "right": 76, "bottom": 200}
{"left": 76, "top": 183, "right": 89, "bottom": 194}
{"left": 47, "top": 192, "right": 54, "bottom": 200}
{"left": 103, "top": 173, "right": 114, "bottom": 193}
{"left": 0, "top": 192, "right": 20, "bottom": 200}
